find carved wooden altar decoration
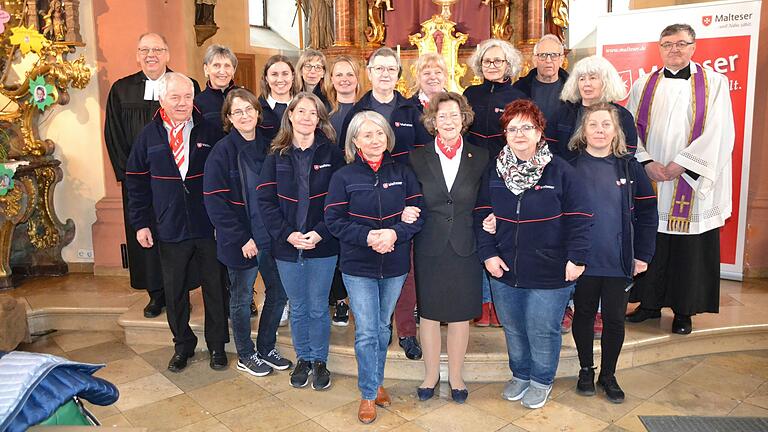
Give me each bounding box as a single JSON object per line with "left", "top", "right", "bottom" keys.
{"left": 0, "top": 0, "right": 90, "bottom": 288}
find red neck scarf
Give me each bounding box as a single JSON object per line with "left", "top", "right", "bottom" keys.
{"left": 436, "top": 135, "right": 462, "bottom": 159}
{"left": 159, "top": 108, "right": 190, "bottom": 169}
{"left": 358, "top": 150, "right": 383, "bottom": 172}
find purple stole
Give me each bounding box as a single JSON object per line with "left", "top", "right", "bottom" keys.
{"left": 635, "top": 63, "right": 709, "bottom": 233}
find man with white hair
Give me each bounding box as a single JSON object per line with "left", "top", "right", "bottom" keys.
{"left": 104, "top": 33, "right": 200, "bottom": 319}
{"left": 125, "top": 72, "right": 229, "bottom": 372}
{"left": 513, "top": 33, "right": 569, "bottom": 123}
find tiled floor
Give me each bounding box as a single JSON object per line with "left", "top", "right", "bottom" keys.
{"left": 17, "top": 330, "right": 768, "bottom": 432}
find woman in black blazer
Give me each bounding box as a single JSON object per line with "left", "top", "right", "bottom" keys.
{"left": 408, "top": 92, "right": 489, "bottom": 403}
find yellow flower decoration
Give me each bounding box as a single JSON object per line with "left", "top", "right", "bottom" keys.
{"left": 9, "top": 26, "right": 48, "bottom": 55}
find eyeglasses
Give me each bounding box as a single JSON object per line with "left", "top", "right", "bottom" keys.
{"left": 505, "top": 125, "right": 537, "bottom": 135}
{"left": 137, "top": 47, "right": 168, "bottom": 56}
{"left": 535, "top": 52, "right": 562, "bottom": 61}
{"left": 481, "top": 59, "right": 506, "bottom": 68}
{"left": 436, "top": 112, "right": 464, "bottom": 122}
{"left": 368, "top": 66, "right": 399, "bottom": 75}
{"left": 303, "top": 64, "right": 325, "bottom": 72}
{"left": 659, "top": 41, "right": 694, "bottom": 51}
{"left": 230, "top": 106, "right": 256, "bottom": 118}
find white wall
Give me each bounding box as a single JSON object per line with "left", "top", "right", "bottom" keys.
{"left": 37, "top": 0, "right": 105, "bottom": 263}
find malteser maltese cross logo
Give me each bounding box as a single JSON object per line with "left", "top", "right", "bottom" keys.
{"left": 702, "top": 15, "right": 713, "bottom": 26}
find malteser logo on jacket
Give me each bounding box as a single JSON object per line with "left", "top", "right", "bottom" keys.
{"left": 394, "top": 122, "right": 413, "bottom": 128}
{"left": 702, "top": 15, "right": 712, "bottom": 26}
{"left": 314, "top": 164, "right": 331, "bottom": 170}
{"left": 495, "top": 107, "right": 504, "bottom": 113}
{"left": 534, "top": 185, "right": 555, "bottom": 191}
{"left": 382, "top": 181, "right": 403, "bottom": 189}
{"left": 196, "top": 142, "right": 211, "bottom": 148}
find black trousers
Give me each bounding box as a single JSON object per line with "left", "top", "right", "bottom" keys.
{"left": 158, "top": 238, "right": 229, "bottom": 355}
{"left": 630, "top": 228, "right": 720, "bottom": 315}
{"left": 121, "top": 183, "right": 164, "bottom": 298}
{"left": 329, "top": 266, "right": 348, "bottom": 304}
{"left": 572, "top": 276, "right": 629, "bottom": 376}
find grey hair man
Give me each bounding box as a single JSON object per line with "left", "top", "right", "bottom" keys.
{"left": 513, "top": 33, "right": 569, "bottom": 123}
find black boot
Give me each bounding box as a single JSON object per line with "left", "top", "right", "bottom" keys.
{"left": 576, "top": 367, "right": 595, "bottom": 396}
{"left": 597, "top": 374, "right": 625, "bottom": 404}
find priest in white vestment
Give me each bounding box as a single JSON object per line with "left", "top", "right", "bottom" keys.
{"left": 624, "top": 23, "right": 735, "bottom": 334}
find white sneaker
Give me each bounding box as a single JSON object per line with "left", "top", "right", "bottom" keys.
{"left": 279, "top": 304, "right": 289, "bottom": 327}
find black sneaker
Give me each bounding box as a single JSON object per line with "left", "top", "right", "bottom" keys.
{"left": 576, "top": 367, "right": 596, "bottom": 396}
{"left": 332, "top": 301, "right": 349, "bottom": 327}
{"left": 597, "top": 374, "right": 625, "bottom": 404}
{"left": 260, "top": 348, "right": 293, "bottom": 370}
{"left": 236, "top": 353, "right": 272, "bottom": 377}
{"left": 399, "top": 336, "right": 422, "bottom": 360}
{"left": 290, "top": 359, "right": 312, "bottom": 388}
{"left": 311, "top": 360, "right": 332, "bottom": 390}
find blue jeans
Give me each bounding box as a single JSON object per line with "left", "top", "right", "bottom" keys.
{"left": 490, "top": 279, "right": 574, "bottom": 386}
{"left": 227, "top": 250, "right": 288, "bottom": 360}
{"left": 482, "top": 272, "right": 493, "bottom": 304}
{"left": 343, "top": 273, "right": 407, "bottom": 400}
{"left": 276, "top": 255, "right": 337, "bottom": 363}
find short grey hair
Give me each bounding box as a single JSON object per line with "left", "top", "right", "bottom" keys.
{"left": 468, "top": 38, "right": 522, "bottom": 80}
{"left": 343, "top": 111, "right": 395, "bottom": 163}
{"left": 660, "top": 23, "right": 696, "bottom": 41}
{"left": 203, "top": 44, "right": 238, "bottom": 69}
{"left": 367, "top": 47, "right": 402, "bottom": 72}
{"left": 559, "top": 55, "right": 627, "bottom": 103}
{"left": 137, "top": 32, "right": 168, "bottom": 47}
{"left": 533, "top": 34, "right": 565, "bottom": 55}
{"left": 158, "top": 72, "right": 194, "bottom": 100}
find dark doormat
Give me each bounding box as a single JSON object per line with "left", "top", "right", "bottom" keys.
{"left": 639, "top": 415, "right": 768, "bottom": 432}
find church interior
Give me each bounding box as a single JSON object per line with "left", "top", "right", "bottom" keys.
{"left": 1, "top": 0, "right": 768, "bottom": 430}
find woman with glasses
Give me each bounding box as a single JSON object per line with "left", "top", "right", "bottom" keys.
{"left": 475, "top": 99, "right": 592, "bottom": 410}
{"left": 409, "top": 53, "right": 448, "bottom": 112}
{"left": 258, "top": 55, "right": 300, "bottom": 142}
{"left": 325, "top": 110, "right": 424, "bottom": 424}
{"left": 407, "top": 92, "right": 489, "bottom": 404}
{"left": 296, "top": 49, "right": 330, "bottom": 107}
{"left": 546, "top": 55, "right": 638, "bottom": 160}
{"left": 203, "top": 88, "right": 293, "bottom": 378}
{"left": 463, "top": 39, "right": 528, "bottom": 158}
{"left": 257, "top": 92, "right": 345, "bottom": 391}
{"left": 339, "top": 47, "right": 432, "bottom": 165}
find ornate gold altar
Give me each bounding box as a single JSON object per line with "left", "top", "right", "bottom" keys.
{"left": 325, "top": 0, "right": 568, "bottom": 96}
{"left": 0, "top": 0, "right": 90, "bottom": 288}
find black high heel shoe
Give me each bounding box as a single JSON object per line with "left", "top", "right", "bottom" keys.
{"left": 449, "top": 381, "right": 468, "bottom": 404}
{"left": 417, "top": 376, "right": 441, "bottom": 401}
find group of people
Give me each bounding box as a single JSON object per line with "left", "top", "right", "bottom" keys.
{"left": 104, "top": 21, "right": 734, "bottom": 423}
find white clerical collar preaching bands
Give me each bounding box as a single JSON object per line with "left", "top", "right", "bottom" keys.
{"left": 143, "top": 72, "right": 166, "bottom": 101}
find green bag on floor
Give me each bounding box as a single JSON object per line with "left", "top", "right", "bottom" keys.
{"left": 37, "top": 399, "right": 92, "bottom": 426}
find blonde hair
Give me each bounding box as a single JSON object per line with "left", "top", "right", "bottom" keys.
{"left": 323, "top": 55, "right": 362, "bottom": 115}
{"left": 409, "top": 53, "right": 448, "bottom": 95}
{"left": 567, "top": 102, "right": 628, "bottom": 157}
{"left": 343, "top": 111, "right": 395, "bottom": 163}
{"left": 270, "top": 92, "right": 336, "bottom": 155}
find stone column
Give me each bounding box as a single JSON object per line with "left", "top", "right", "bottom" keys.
{"left": 333, "top": 0, "right": 353, "bottom": 46}
{"left": 525, "top": 0, "right": 544, "bottom": 43}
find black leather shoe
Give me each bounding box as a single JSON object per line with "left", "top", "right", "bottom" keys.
{"left": 209, "top": 350, "right": 228, "bottom": 370}
{"left": 167, "top": 352, "right": 194, "bottom": 373}
{"left": 625, "top": 306, "right": 661, "bottom": 323}
{"left": 576, "top": 367, "right": 596, "bottom": 396}
{"left": 399, "top": 336, "right": 422, "bottom": 360}
{"left": 417, "top": 376, "right": 440, "bottom": 401}
{"left": 597, "top": 374, "right": 625, "bottom": 404}
{"left": 671, "top": 314, "right": 692, "bottom": 335}
{"left": 449, "top": 381, "right": 468, "bottom": 404}
{"left": 143, "top": 298, "right": 165, "bottom": 318}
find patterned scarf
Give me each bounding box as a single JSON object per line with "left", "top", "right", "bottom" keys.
{"left": 496, "top": 142, "right": 552, "bottom": 195}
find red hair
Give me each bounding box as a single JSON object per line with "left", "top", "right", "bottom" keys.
{"left": 499, "top": 99, "right": 547, "bottom": 134}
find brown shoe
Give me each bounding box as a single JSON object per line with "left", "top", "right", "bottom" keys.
{"left": 375, "top": 386, "right": 391, "bottom": 407}
{"left": 358, "top": 399, "right": 377, "bottom": 424}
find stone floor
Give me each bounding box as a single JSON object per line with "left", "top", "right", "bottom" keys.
{"left": 17, "top": 330, "right": 768, "bottom": 432}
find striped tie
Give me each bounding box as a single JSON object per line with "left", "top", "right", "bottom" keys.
{"left": 159, "top": 108, "right": 188, "bottom": 169}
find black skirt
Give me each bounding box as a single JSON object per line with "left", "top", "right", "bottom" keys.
{"left": 414, "top": 247, "right": 483, "bottom": 322}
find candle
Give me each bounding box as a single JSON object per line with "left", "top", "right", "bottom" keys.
{"left": 396, "top": 44, "right": 401, "bottom": 58}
